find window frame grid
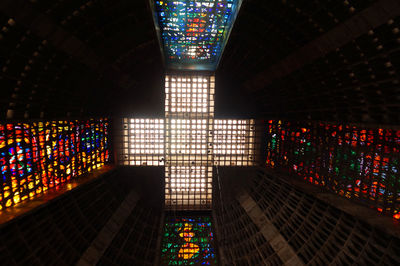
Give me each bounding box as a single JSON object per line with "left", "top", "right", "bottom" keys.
{"left": 116, "top": 75, "right": 260, "bottom": 211}
{"left": 119, "top": 118, "right": 165, "bottom": 166}
{"left": 165, "top": 74, "right": 214, "bottom": 210}
{"left": 213, "top": 119, "right": 256, "bottom": 166}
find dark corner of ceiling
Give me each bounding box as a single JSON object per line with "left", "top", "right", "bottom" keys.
{"left": 76, "top": 0, "right": 166, "bottom": 118}
{"left": 0, "top": 0, "right": 165, "bottom": 121}
{"left": 217, "top": 0, "right": 400, "bottom": 125}
{"left": 2, "top": 0, "right": 399, "bottom": 125}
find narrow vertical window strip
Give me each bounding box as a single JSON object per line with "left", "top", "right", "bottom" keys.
{"left": 165, "top": 74, "right": 214, "bottom": 210}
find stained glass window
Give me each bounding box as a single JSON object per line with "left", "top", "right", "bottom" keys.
{"left": 0, "top": 119, "right": 109, "bottom": 210}
{"left": 265, "top": 120, "right": 400, "bottom": 221}
{"left": 161, "top": 216, "right": 217, "bottom": 265}
{"left": 152, "top": 0, "right": 242, "bottom": 70}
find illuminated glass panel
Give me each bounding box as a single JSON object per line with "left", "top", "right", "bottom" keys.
{"left": 161, "top": 216, "right": 217, "bottom": 265}
{"left": 117, "top": 118, "right": 259, "bottom": 169}
{"left": 165, "top": 75, "right": 215, "bottom": 115}
{"left": 213, "top": 119, "right": 256, "bottom": 166}
{"left": 119, "top": 118, "right": 165, "bottom": 166}
{"left": 117, "top": 75, "right": 259, "bottom": 210}
{"left": 165, "top": 165, "right": 213, "bottom": 209}
{"left": 169, "top": 119, "right": 208, "bottom": 155}
{"left": 165, "top": 74, "right": 214, "bottom": 210}
{"left": 153, "top": 0, "right": 242, "bottom": 70}
{"left": 266, "top": 120, "right": 400, "bottom": 221}
{"left": 0, "top": 119, "right": 109, "bottom": 210}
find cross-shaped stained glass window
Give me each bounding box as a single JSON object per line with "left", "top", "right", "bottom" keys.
{"left": 118, "top": 74, "right": 257, "bottom": 210}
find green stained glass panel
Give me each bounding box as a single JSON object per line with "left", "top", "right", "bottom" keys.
{"left": 161, "top": 216, "right": 217, "bottom": 265}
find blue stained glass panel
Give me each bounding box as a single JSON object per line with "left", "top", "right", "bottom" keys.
{"left": 152, "top": 0, "right": 242, "bottom": 71}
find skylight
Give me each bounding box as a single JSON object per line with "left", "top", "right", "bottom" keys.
{"left": 120, "top": 118, "right": 165, "bottom": 166}
{"left": 152, "top": 0, "right": 243, "bottom": 70}
{"left": 117, "top": 74, "right": 258, "bottom": 210}
{"left": 118, "top": 118, "right": 256, "bottom": 168}
{"left": 165, "top": 74, "right": 214, "bottom": 209}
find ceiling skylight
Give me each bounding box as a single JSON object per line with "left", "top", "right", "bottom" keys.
{"left": 152, "top": 0, "right": 242, "bottom": 70}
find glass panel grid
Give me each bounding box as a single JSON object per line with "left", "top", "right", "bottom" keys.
{"left": 119, "top": 118, "right": 165, "bottom": 166}
{"left": 169, "top": 119, "right": 208, "bottom": 155}
{"left": 213, "top": 119, "right": 256, "bottom": 166}
{"left": 161, "top": 216, "right": 217, "bottom": 265}
{"left": 165, "top": 165, "right": 213, "bottom": 209}
{"left": 265, "top": 120, "right": 400, "bottom": 221}
{"left": 165, "top": 74, "right": 214, "bottom": 210}
{"left": 165, "top": 75, "right": 215, "bottom": 115}
{"left": 0, "top": 119, "right": 109, "bottom": 210}
{"left": 153, "top": 0, "right": 242, "bottom": 70}
{"left": 116, "top": 75, "right": 259, "bottom": 211}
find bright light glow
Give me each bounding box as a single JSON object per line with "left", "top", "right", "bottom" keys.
{"left": 120, "top": 118, "right": 165, "bottom": 166}
{"left": 213, "top": 119, "right": 256, "bottom": 166}
{"left": 165, "top": 165, "right": 212, "bottom": 207}
{"left": 167, "top": 166, "right": 210, "bottom": 193}
{"left": 165, "top": 74, "right": 214, "bottom": 210}
{"left": 165, "top": 75, "right": 214, "bottom": 114}
{"left": 118, "top": 75, "right": 257, "bottom": 210}
{"left": 169, "top": 119, "right": 207, "bottom": 154}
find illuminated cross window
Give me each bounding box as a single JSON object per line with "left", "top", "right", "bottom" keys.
{"left": 119, "top": 74, "right": 257, "bottom": 210}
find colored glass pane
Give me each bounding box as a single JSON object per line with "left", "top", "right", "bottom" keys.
{"left": 161, "top": 216, "right": 217, "bottom": 265}
{"left": 0, "top": 119, "right": 109, "bottom": 210}
{"left": 265, "top": 120, "right": 400, "bottom": 221}
{"left": 153, "top": 0, "right": 242, "bottom": 70}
